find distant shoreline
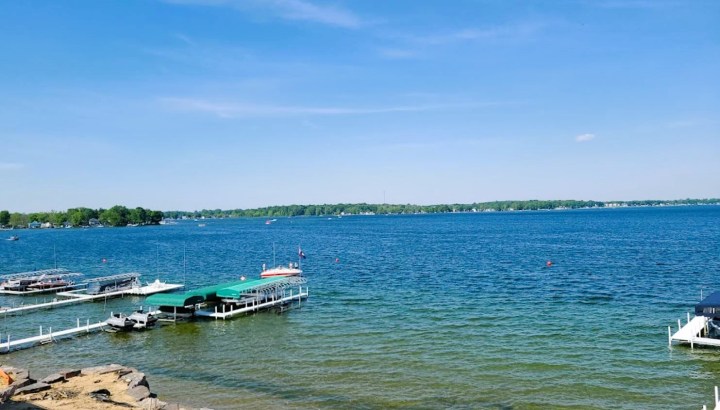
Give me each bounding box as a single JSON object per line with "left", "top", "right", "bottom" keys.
{"left": 2, "top": 199, "right": 718, "bottom": 229}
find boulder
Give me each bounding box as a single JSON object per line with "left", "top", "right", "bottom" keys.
{"left": 11, "top": 378, "right": 36, "bottom": 389}
{"left": 138, "top": 396, "right": 168, "bottom": 409}
{"left": 81, "top": 364, "right": 127, "bottom": 376}
{"left": 40, "top": 373, "right": 65, "bottom": 384}
{"left": 14, "top": 382, "right": 51, "bottom": 395}
{"left": 59, "top": 369, "right": 81, "bottom": 379}
{"left": 121, "top": 372, "right": 149, "bottom": 389}
{"left": 0, "top": 385, "right": 17, "bottom": 403}
{"left": 127, "top": 385, "right": 151, "bottom": 401}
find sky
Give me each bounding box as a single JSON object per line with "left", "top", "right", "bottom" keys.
{"left": 0, "top": 0, "right": 718, "bottom": 212}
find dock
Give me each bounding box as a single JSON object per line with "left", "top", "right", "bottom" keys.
{"left": 0, "top": 318, "right": 107, "bottom": 354}
{"left": 146, "top": 276, "right": 308, "bottom": 321}
{"left": 0, "top": 277, "right": 184, "bottom": 316}
{"left": 669, "top": 291, "right": 720, "bottom": 349}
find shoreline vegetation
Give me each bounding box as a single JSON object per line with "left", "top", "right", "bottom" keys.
{"left": 1, "top": 199, "right": 718, "bottom": 229}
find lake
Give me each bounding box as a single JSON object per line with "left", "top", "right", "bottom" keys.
{"left": 1, "top": 206, "right": 720, "bottom": 409}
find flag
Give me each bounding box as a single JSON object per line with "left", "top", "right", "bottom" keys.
{"left": 298, "top": 247, "right": 306, "bottom": 259}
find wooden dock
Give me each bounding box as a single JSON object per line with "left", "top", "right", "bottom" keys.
{"left": 0, "top": 318, "right": 107, "bottom": 354}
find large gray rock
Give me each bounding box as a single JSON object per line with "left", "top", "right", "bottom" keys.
{"left": 81, "top": 364, "right": 127, "bottom": 376}
{"left": 11, "top": 378, "right": 36, "bottom": 389}
{"left": 127, "top": 385, "right": 151, "bottom": 401}
{"left": 59, "top": 369, "right": 81, "bottom": 379}
{"left": 14, "top": 382, "right": 51, "bottom": 395}
{"left": 0, "top": 385, "right": 17, "bottom": 403}
{"left": 138, "top": 396, "right": 168, "bottom": 409}
{"left": 121, "top": 372, "right": 149, "bottom": 389}
{"left": 41, "top": 373, "right": 65, "bottom": 384}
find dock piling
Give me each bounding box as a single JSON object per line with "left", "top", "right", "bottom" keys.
{"left": 668, "top": 326, "right": 672, "bottom": 348}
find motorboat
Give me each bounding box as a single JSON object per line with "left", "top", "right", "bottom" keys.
{"left": 106, "top": 313, "right": 135, "bottom": 331}
{"left": 26, "top": 275, "right": 73, "bottom": 290}
{"left": 261, "top": 262, "right": 303, "bottom": 278}
{"left": 6, "top": 236, "right": 18, "bottom": 241}
{"left": 128, "top": 309, "right": 158, "bottom": 329}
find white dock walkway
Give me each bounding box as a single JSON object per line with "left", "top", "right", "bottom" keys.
{"left": 667, "top": 314, "right": 720, "bottom": 349}
{"left": 0, "top": 319, "right": 107, "bottom": 353}
{"left": 0, "top": 282, "right": 183, "bottom": 316}
{"left": 195, "top": 289, "right": 309, "bottom": 319}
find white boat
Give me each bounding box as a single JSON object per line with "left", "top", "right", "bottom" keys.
{"left": 6, "top": 236, "right": 19, "bottom": 241}
{"left": 261, "top": 262, "right": 303, "bottom": 278}
{"left": 128, "top": 309, "right": 158, "bottom": 329}
{"left": 106, "top": 313, "right": 134, "bottom": 331}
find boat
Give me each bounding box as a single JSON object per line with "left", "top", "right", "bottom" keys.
{"left": 260, "top": 244, "right": 305, "bottom": 278}
{"left": 261, "top": 262, "right": 303, "bottom": 278}
{"left": 128, "top": 309, "right": 158, "bottom": 329}
{"left": 6, "top": 236, "right": 18, "bottom": 241}
{"left": 106, "top": 313, "right": 135, "bottom": 331}
{"left": 26, "top": 275, "right": 73, "bottom": 290}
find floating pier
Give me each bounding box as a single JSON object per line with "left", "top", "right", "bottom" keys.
{"left": 0, "top": 318, "right": 107, "bottom": 354}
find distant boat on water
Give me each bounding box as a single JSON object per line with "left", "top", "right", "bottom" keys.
{"left": 6, "top": 235, "right": 19, "bottom": 241}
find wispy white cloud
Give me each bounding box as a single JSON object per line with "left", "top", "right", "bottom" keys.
{"left": 159, "top": 97, "right": 486, "bottom": 118}
{"left": 575, "top": 133, "right": 596, "bottom": 142}
{"left": 162, "top": 0, "right": 363, "bottom": 28}
{"left": 377, "top": 48, "right": 420, "bottom": 60}
{"left": 398, "top": 22, "right": 546, "bottom": 46}
{"left": 0, "top": 162, "right": 24, "bottom": 171}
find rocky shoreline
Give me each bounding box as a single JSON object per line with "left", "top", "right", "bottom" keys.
{"left": 1, "top": 364, "right": 210, "bottom": 409}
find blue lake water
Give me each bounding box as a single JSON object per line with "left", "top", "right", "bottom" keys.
{"left": 1, "top": 206, "right": 720, "bottom": 409}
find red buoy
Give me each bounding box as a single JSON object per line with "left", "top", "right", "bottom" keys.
{"left": 546, "top": 261, "right": 553, "bottom": 267}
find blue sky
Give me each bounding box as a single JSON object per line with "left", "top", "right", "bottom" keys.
{"left": 1, "top": 0, "right": 718, "bottom": 212}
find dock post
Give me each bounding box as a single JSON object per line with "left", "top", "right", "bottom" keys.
{"left": 77, "top": 318, "right": 80, "bottom": 329}
{"left": 40, "top": 326, "right": 42, "bottom": 336}
{"left": 678, "top": 319, "right": 682, "bottom": 332}
{"left": 688, "top": 312, "right": 691, "bottom": 325}
{"left": 691, "top": 337, "right": 694, "bottom": 350}
{"left": 715, "top": 386, "right": 718, "bottom": 406}
{"left": 6, "top": 334, "right": 10, "bottom": 352}
{"left": 49, "top": 327, "right": 52, "bottom": 340}
{"left": 668, "top": 326, "right": 672, "bottom": 348}
{"left": 87, "top": 319, "right": 90, "bottom": 332}
{"left": 214, "top": 305, "right": 218, "bottom": 320}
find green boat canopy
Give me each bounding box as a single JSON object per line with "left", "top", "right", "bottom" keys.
{"left": 145, "top": 293, "right": 204, "bottom": 308}
{"left": 186, "top": 280, "right": 249, "bottom": 300}
{"left": 216, "top": 277, "right": 287, "bottom": 299}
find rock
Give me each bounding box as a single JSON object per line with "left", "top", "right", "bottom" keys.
{"left": 14, "top": 382, "right": 51, "bottom": 395}
{"left": 81, "top": 364, "right": 127, "bottom": 376}
{"left": 121, "top": 372, "right": 149, "bottom": 389}
{"left": 59, "top": 369, "right": 81, "bottom": 379}
{"left": 0, "top": 385, "right": 17, "bottom": 403}
{"left": 138, "top": 396, "right": 168, "bottom": 409}
{"left": 127, "top": 385, "right": 151, "bottom": 401}
{"left": 40, "top": 373, "right": 65, "bottom": 384}
{"left": 4, "top": 368, "right": 29, "bottom": 381}
{"left": 11, "top": 378, "right": 36, "bottom": 389}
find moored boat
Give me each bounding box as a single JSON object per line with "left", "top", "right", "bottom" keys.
{"left": 261, "top": 262, "right": 303, "bottom": 278}
{"left": 106, "top": 313, "right": 134, "bottom": 331}
{"left": 6, "top": 236, "right": 19, "bottom": 241}
{"left": 128, "top": 309, "right": 158, "bottom": 329}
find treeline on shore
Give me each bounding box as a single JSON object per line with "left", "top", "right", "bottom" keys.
{"left": 3, "top": 199, "right": 717, "bottom": 228}
{"left": 0, "top": 206, "right": 164, "bottom": 228}
{"left": 163, "top": 198, "right": 720, "bottom": 219}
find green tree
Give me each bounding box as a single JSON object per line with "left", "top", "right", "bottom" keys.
{"left": 8, "top": 213, "right": 28, "bottom": 228}
{"left": 0, "top": 210, "right": 9, "bottom": 227}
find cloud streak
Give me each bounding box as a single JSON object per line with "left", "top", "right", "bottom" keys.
{"left": 159, "top": 97, "right": 484, "bottom": 117}
{"left": 575, "top": 133, "right": 596, "bottom": 142}
{"left": 162, "top": 0, "right": 363, "bottom": 28}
